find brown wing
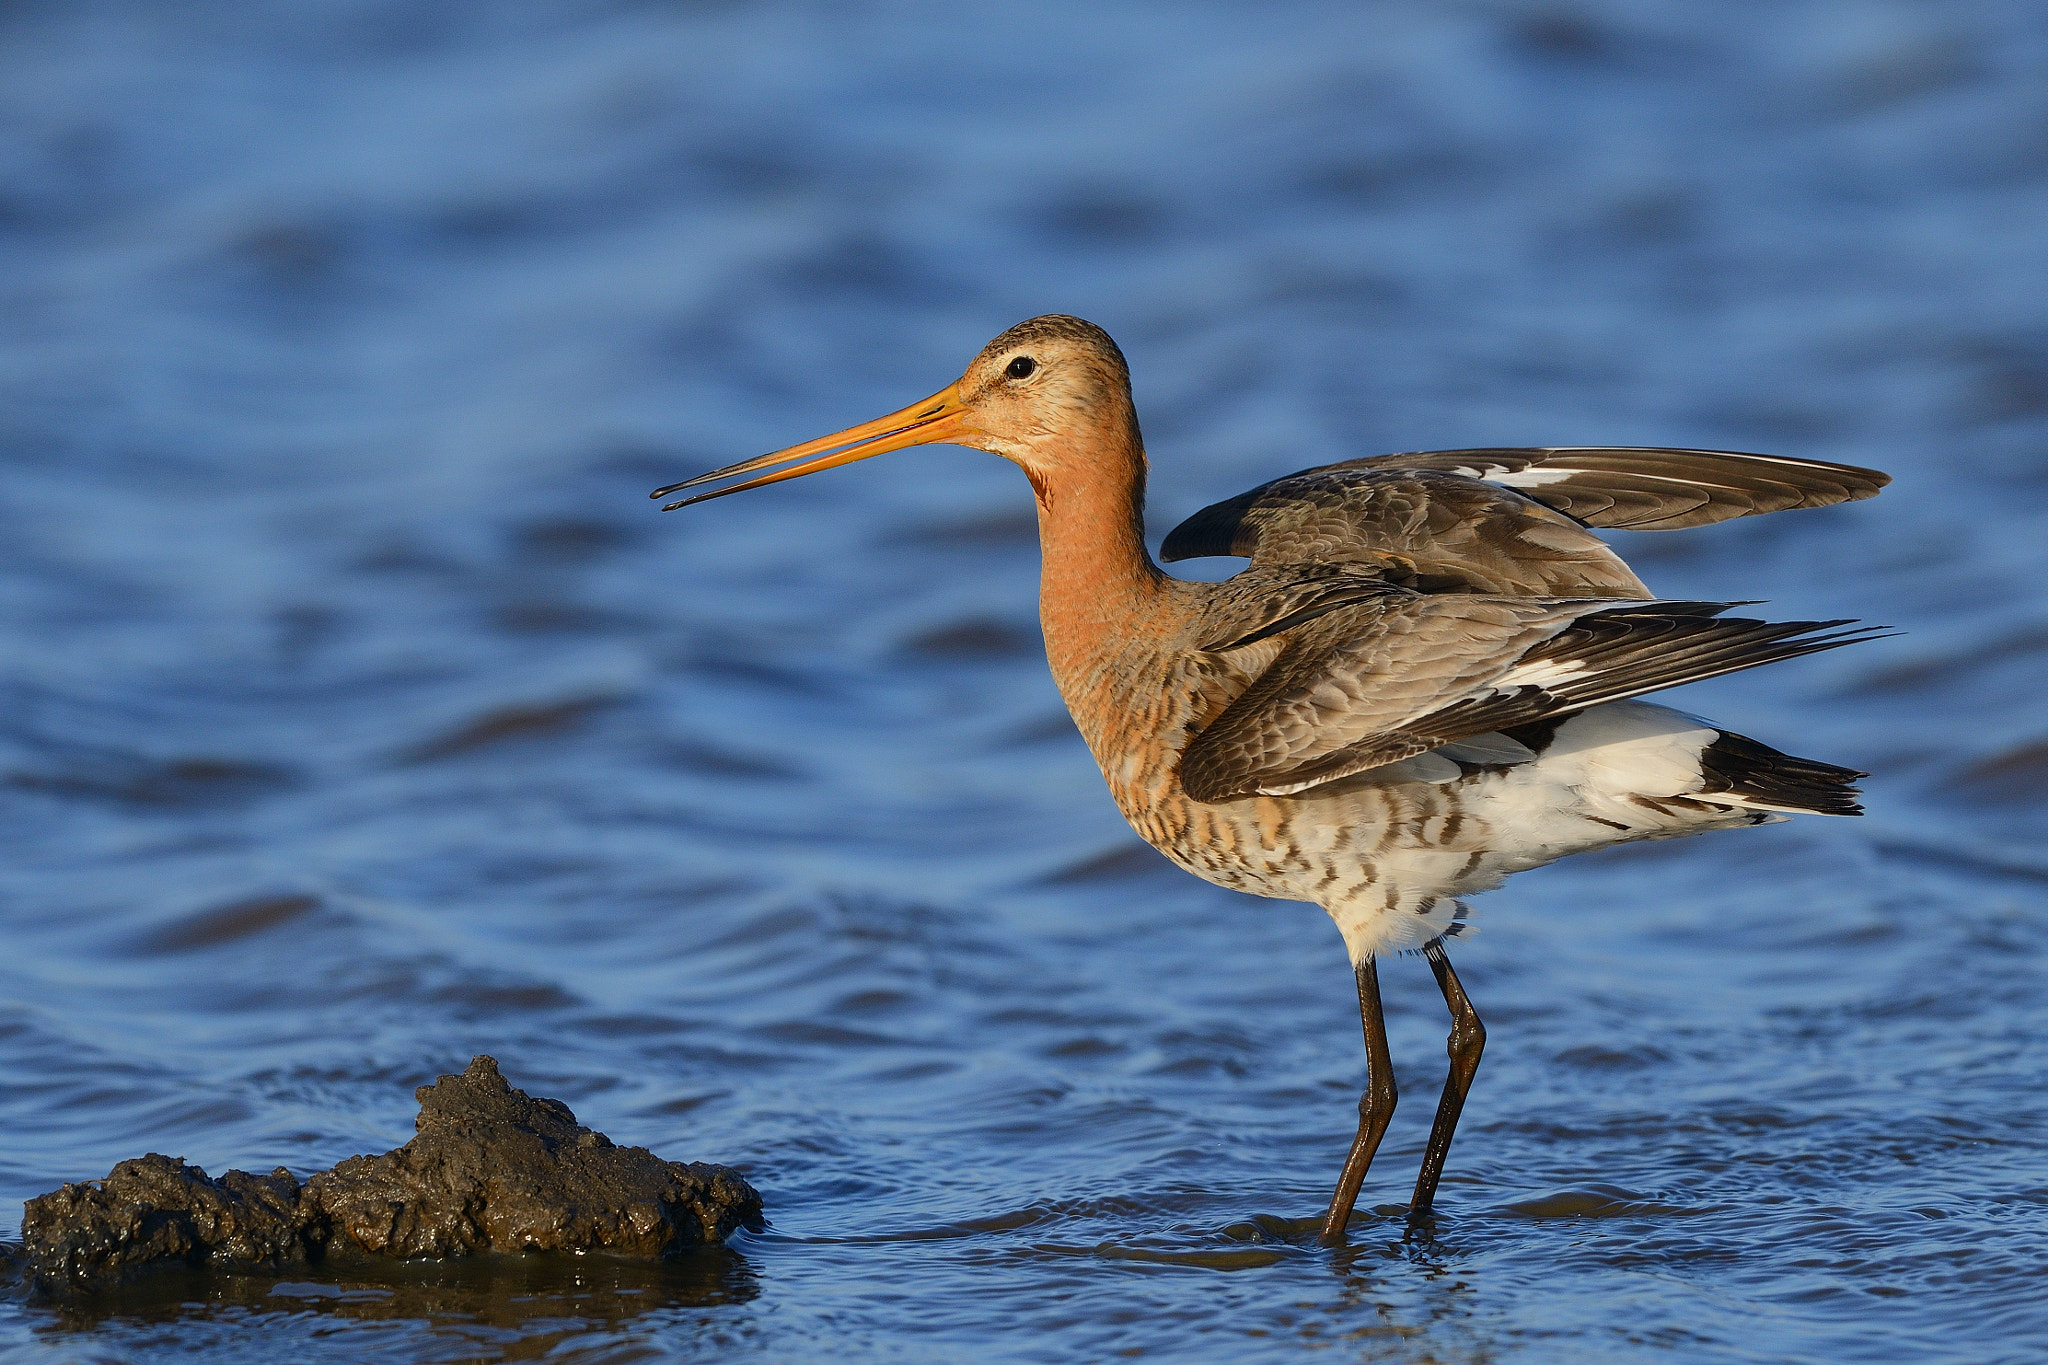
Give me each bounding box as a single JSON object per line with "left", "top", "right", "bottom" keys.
{"left": 1162, "top": 468, "right": 1652, "bottom": 598}
{"left": 1352, "top": 447, "right": 1890, "bottom": 530}
{"left": 1179, "top": 596, "right": 1885, "bottom": 803}
{"left": 1186, "top": 565, "right": 1410, "bottom": 653}
{"left": 1163, "top": 449, "right": 1889, "bottom": 569}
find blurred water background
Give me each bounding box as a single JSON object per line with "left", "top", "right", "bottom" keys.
{"left": 1, "top": 1, "right": 2046, "bottom": 1360}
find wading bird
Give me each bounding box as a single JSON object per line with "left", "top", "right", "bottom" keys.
{"left": 653, "top": 316, "right": 1889, "bottom": 1241}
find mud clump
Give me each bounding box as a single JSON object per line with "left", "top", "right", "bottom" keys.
{"left": 21, "top": 1057, "right": 762, "bottom": 1290}
{"left": 309, "top": 1057, "right": 759, "bottom": 1259}
{"left": 21, "top": 1158, "right": 307, "bottom": 1285}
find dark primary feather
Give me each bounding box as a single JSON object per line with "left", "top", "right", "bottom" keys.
{"left": 1162, "top": 447, "right": 1891, "bottom": 572}
{"left": 1178, "top": 594, "right": 1888, "bottom": 803}
{"left": 1353, "top": 447, "right": 1891, "bottom": 530}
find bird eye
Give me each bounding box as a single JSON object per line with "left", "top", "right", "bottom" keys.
{"left": 1005, "top": 355, "right": 1038, "bottom": 381}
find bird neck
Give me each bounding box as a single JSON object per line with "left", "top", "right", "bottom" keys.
{"left": 1029, "top": 420, "right": 1166, "bottom": 710}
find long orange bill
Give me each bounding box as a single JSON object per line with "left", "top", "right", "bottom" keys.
{"left": 651, "top": 383, "right": 980, "bottom": 510}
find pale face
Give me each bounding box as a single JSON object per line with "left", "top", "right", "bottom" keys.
{"left": 951, "top": 336, "right": 1129, "bottom": 477}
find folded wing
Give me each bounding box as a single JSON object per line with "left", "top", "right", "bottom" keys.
{"left": 1179, "top": 595, "right": 1887, "bottom": 802}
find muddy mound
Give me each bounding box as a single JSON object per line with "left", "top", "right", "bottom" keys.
{"left": 22, "top": 1057, "right": 762, "bottom": 1289}
{"left": 21, "top": 1157, "right": 308, "bottom": 1286}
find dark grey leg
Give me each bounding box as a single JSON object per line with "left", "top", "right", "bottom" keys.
{"left": 1318, "top": 955, "right": 1397, "bottom": 1243}
{"left": 1408, "top": 939, "right": 1485, "bottom": 1214}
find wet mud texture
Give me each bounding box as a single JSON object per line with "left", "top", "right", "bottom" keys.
{"left": 20, "top": 1058, "right": 762, "bottom": 1290}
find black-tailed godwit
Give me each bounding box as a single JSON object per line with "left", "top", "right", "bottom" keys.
{"left": 653, "top": 315, "right": 1890, "bottom": 1241}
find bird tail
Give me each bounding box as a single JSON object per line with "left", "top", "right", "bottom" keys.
{"left": 1695, "top": 728, "right": 1866, "bottom": 816}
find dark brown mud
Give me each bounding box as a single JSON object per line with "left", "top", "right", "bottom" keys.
{"left": 19, "top": 1058, "right": 761, "bottom": 1291}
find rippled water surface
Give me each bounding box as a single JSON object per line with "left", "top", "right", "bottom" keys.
{"left": 3, "top": 1, "right": 2047, "bottom": 1360}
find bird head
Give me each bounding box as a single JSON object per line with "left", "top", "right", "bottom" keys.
{"left": 651, "top": 315, "right": 1138, "bottom": 510}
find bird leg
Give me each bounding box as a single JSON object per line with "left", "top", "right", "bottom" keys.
{"left": 1408, "top": 939, "right": 1485, "bottom": 1215}
{"left": 1318, "top": 955, "right": 1397, "bottom": 1243}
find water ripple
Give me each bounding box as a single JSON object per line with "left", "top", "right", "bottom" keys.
{"left": 3, "top": 1, "right": 2047, "bottom": 1362}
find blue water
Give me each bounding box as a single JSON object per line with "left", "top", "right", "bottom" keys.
{"left": 2, "top": 1, "right": 2046, "bottom": 1360}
